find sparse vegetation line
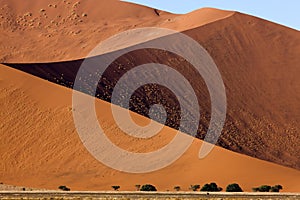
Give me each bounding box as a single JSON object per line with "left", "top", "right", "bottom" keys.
{"left": 0, "top": 191, "right": 299, "bottom": 200}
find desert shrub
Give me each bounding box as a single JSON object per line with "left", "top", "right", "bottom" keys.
{"left": 200, "top": 183, "right": 222, "bottom": 192}
{"left": 111, "top": 185, "right": 120, "bottom": 191}
{"left": 174, "top": 186, "right": 181, "bottom": 191}
{"left": 253, "top": 185, "right": 282, "bottom": 192}
{"left": 260, "top": 185, "right": 271, "bottom": 192}
{"left": 226, "top": 183, "right": 243, "bottom": 192}
{"left": 189, "top": 184, "right": 200, "bottom": 191}
{"left": 253, "top": 185, "right": 271, "bottom": 192}
{"left": 58, "top": 185, "right": 70, "bottom": 191}
{"left": 140, "top": 184, "right": 157, "bottom": 191}
{"left": 200, "top": 184, "right": 211, "bottom": 191}
{"left": 135, "top": 184, "right": 141, "bottom": 191}
{"left": 270, "top": 185, "right": 283, "bottom": 192}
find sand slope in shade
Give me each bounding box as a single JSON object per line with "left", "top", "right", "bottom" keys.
{"left": 1, "top": 64, "right": 300, "bottom": 192}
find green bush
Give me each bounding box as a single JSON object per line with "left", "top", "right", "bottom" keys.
{"left": 189, "top": 184, "right": 200, "bottom": 191}
{"left": 200, "top": 183, "right": 222, "bottom": 192}
{"left": 111, "top": 185, "right": 120, "bottom": 191}
{"left": 140, "top": 184, "right": 157, "bottom": 191}
{"left": 271, "top": 185, "right": 283, "bottom": 192}
{"left": 200, "top": 184, "right": 211, "bottom": 191}
{"left": 253, "top": 185, "right": 283, "bottom": 192}
{"left": 58, "top": 185, "right": 70, "bottom": 191}
{"left": 253, "top": 185, "right": 271, "bottom": 192}
{"left": 226, "top": 183, "right": 243, "bottom": 192}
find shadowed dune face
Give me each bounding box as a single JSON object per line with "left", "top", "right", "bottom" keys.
{"left": 1, "top": 64, "right": 300, "bottom": 192}
{"left": 4, "top": 12, "right": 300, "bottom": 170}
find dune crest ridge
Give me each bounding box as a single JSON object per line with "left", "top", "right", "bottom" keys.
{"left": 0, "top": 0, "right": 235, "bottom": 62}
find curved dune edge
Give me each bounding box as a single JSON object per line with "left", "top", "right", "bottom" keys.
{"left": 0, "top": 64, "right": 299, "bottom": 192}
{"left": 0, "top": 0, "right": 235, "bottom": 63}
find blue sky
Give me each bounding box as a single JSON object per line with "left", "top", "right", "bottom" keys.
{"left": 123, "top": 0, "right": 300, "bottom": 30}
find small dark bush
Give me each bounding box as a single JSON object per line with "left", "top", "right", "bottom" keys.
{"left": 174, "top": 186, "right": 181, "bottom": 191}
{"left": 260, "top": 185, "right": 271, "bottom": 192}
{"left": 140, "top": 184, "right": 157, "bottom": 191}
{"left": 200, "top": 184, "right": 211, "bottom": 191}
{"left": 271, "top": 185, "right": 283, "bottom": 192}
{"left": 253, "top": 185, "right": 271, "bottom": 192}
{"left": 58, "top": 185, "right": 70, "bottom": 191}
{"left": 226, "top": 183, "right": 243, "bottom": 192}
{"left": 189, "top": 184, "right": 200, "bottom": 191}
{"left": 111, "top": 185, "right": 120, "bottom": 191}
{"left": 200, "top": 183, "right": 222, "bottom": 192}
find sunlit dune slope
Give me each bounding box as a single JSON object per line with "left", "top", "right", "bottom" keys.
{"left": 0, "top": 64, "right": 300, "bottom": 192}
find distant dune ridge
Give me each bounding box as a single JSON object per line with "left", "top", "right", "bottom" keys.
{"left": 0, "top": 0, "right": 233, "bottom": 62}
{"left": 0, "top": 0, "right": 300, "bottom": 192}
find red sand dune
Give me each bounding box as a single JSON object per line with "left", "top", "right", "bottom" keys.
{"left": 0, "top": 0, "right": 300, "bottom": 192}
{"left": 2, "top": 3, "right": 300, "bottom": 169}
{"left": 1, "top": 65, "right": 300, "bottom": 192}
{"left": 0, "top": 0, "right": 233, "bottom": 62}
